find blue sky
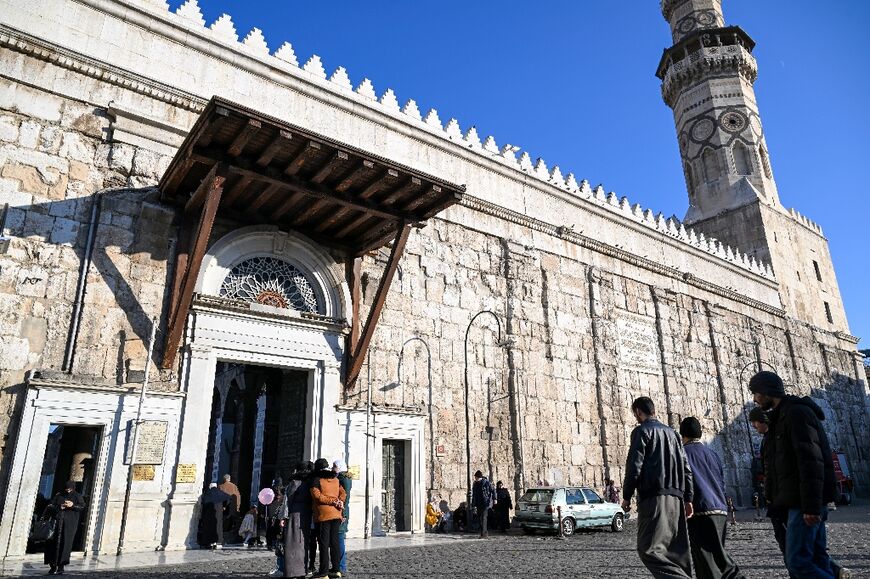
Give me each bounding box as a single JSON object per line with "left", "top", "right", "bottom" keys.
{"left": 174, "top": 1, "right": 869, "bottom": 348}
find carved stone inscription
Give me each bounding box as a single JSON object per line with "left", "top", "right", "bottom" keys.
{"left": 616, "top": 311, "right": 662, "bottom": 375}
{"left": 135, "top": 420, "right": 168, "bottom": 465}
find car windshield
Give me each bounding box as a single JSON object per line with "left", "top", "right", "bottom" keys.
{"left": 520, "top": 489, "right": 554, "bottom": 503}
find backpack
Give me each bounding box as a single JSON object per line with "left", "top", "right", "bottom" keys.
{"left": 481, "top": 479, "right": 495, "bottom": 506}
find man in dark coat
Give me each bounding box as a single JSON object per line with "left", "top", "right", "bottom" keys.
{"left": 622, "top": 397, "right": 694, "bottom": 579}
{"left": 750, "top": 371, "right": 838, "bottom": 579}
{"left": 471, "top": 470, "right": 494, "bottom": 538}
{"left": 44, "top": 481, "right": 85, "bottom": 575}
{"left": 199, "top": 483, "right": 231, "bottom": 549}
{"left": 281, "top": 462, "right": 313, "bottom": 578}
{"left": 680, "top": 417, "right": 744, "bottom": 579}
{"left": 493, "top": 481, "right": 512, "bottom": 532}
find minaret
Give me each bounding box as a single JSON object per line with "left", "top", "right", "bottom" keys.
{"left": 657, "top": 0, "right": 779, "bottom": 224}
{"left": 656, "top": 0, "right": 851, "bottom": 333}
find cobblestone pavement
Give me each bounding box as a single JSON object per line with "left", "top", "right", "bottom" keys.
{"left": 77, "top": 511, "right": 870, "bottom": 578}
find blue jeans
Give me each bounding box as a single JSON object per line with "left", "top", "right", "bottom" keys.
{"left": 338, "top": 531, "right": 347, "bottom": 572}
{"left": 785, "top": 508, "right": 835, "bottom": 579}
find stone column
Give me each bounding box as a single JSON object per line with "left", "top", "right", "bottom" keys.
{"left": 250, "top": 389, "right": 267, "bottom": 505}
{"left": 165, "top": 344, "right": 217, "bottom": 550}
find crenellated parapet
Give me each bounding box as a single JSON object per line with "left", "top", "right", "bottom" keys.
{"left": 6, "top": 0, "right": 773, "bottom": 282}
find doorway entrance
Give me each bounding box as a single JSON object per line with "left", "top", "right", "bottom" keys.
{"left": 204, "top": 364, "right": 309, "bottom": 509}
{"left": 381, "top": 439, "right": 410, "bottom": 532}
{"left": 27, "top": 425, "right": 101, "bottom": 554}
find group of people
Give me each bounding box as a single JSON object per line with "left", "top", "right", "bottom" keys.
{"left": 199, "top": 458, "right": 352, "bottom": 579}
{"left": 425, "top": 472, "right": 513, "bottom": 536}
{"left": 621, "top": 371, "right": 851, "bottom": 579}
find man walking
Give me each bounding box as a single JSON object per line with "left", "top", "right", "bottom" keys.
{"left": 749, "top": 374, "right": 850, "bottom": 579}
{"left": 679, "top": 417, "right": 744, "bottom": 579}
{"left": 622, "top": 396, "right": 694, "bottom": 579}
{"left": 471, "top": 470, "right": 494, "bottom": 538}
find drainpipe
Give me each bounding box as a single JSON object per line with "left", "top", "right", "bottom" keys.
{"left": 63, "top": 193, "right": 102, "bottom": 372}
{"left": 363, "top": 349, "right": 372, "bottom": 539}
{"left": 117, "top": 316, "right": 157, "bottom": 555}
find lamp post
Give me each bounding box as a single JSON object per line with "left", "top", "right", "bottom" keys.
{"left": 397, "top": 337, "right": 434, "bottom": 491}
{"left": 464, "top": 310, "right": 503, "bottom": 522}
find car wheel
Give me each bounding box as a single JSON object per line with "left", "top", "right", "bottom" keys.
{"left": 561, "top": 517, "right": 575, "bottom": 536}
{"left": 611, "top": 512, "right": 624, "bottom": 532}
{"left": 521, "top": 526, "right": 536, "bottom": 535}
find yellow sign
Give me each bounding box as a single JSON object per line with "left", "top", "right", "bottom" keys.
{"left": 347, "top": 465, "right": 360, "bottom": 480}
{"left": 176, "top": 463, "right": 196, "bottom": 483}
{"left": 132, "top": 464, "right": 155, "bottom": 481}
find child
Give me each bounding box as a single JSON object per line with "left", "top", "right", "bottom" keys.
{"left": 239, "top": 506, "right": 258, "bottom": 547}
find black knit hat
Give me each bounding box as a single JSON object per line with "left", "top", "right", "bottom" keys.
{"left": 748, "top": 407, "right": 770, "bottom": 424}
{"left": 679, "top": 417, "right": 702, "bottom": 439}
{"left": 474, "top": 470, "right": 483, "bottom": 478}
{"left": 748, "top": 371, "right": 785, "bottom": 397}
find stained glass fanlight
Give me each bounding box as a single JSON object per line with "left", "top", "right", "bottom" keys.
{"left": 219, "top": 256, "right": 320, "bottom": 313}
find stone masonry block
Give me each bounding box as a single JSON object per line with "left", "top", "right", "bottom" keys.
{"left": 0, "top": 116, "right": 19, "bottom": 143}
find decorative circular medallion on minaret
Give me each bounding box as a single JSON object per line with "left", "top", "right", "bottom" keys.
{"left": 719, "top": 111, "right": 747, "bottom": 133}
{"left": 219, "top": 255, "right": 320, "bottom": 313}
{"left": 690, "top": 118, "right": 716, "bottom": 142}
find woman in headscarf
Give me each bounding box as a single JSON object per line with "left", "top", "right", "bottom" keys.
{"left": 44, "top": 481, "right": 85, "bottom": 575}
{"left": 280, "top": 461, "right": 313, "bottom": 578}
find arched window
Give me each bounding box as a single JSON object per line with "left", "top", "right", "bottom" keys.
{"left": 219, "top": 256, "right": 321, "bottom": 313}
{"left": 732, "top": 141, "right": 753, "bottom": 175}
{"left": 701, "top": 148, "right": 719, "bottom": 183}
{"left": 759, "top": 145, "right": 772, "bottom": 178}
{"left": 684, "top": 161, "right": 696, "bottom": 198}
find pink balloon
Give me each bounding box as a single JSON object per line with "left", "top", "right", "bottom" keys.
{"left": 258, "top": 488, "right": 275, "bottom": 505}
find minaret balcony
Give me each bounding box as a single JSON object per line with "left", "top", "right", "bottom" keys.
{"left": 659, "top": 43, "right": 757, "bottom": 108}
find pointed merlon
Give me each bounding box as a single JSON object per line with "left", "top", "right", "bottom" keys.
{"left": 607, "top": 192, "right": 620, "bottom": 207}
{"left": 643, "top": 209, "right": 656, "bottom": 224}
{"left": 444, "top": 118, "right": 462, "bottom": 140}
{"left": 534, "top": 158, "right": 549, "bottom": 180}
{"left": 380, "top": 89, "right": 400, "bottom": 112}
{"left": 550, "top": 166, "right": 565, "bottom": 188}
{"left": 483, "top": 136, "right": 499, "bottom": 154}
{"left": 632, "top": 203, "right": 644, "bottom": 219}
{"left": 176, "top": 0, "right": 205, "bottom": 26}
{"left": 619, "top": 197, "right": 631, "bottom": 212}
{"left": 579, "top": 179, "right": 592, "bottom": 198}
{"left": 565, "top": 173, "right": 579, "bottom": 192}
{"left": 274, "top": 42, "right": 298, "bottom": 66}
{"left": 464, "top": 127, "right": 482, "bottom": 149}
{"left": 519, "top": 152, "right": 534, "bottom": 172}
{"left": 500, "top": 144, "right": 519, "bottom": 161}
{"left": 402, "top": 99, "right": 422, "bottom": 121}
{"left": 355, "top": 78, "right": 377, "bottom": 100}
{"left": 210, "top": 14, "right": 238, "bottom": 42}
{"left": 424, "top": 109, "right": 442, "bottom": 129}
{"left": 688, "top": 228, "right": 698, "bottom": 244}
{"left": 329, "top": 67, "right": 352, "bottom": 90}
{"left": 303, "top": 55, "right": 327, "bottom": 79}
{"left": 593, "top": 185, "right": 607, "bottom": 202}
{"left": 243, "top": 28, "right": 269, "bottom": 54}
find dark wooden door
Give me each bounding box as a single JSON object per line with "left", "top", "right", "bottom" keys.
{"left": 381, "top": 439, "right": 406, "bottom": 532}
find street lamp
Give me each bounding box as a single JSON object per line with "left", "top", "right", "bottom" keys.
{"left": 397, "top": 336, "right": 434, "bottom": 491}
{"left": 463, "top": 310, "right": 504, "bottom": 523}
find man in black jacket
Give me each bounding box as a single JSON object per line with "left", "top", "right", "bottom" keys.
{"left": 750, "top": 371, "right": 837, "bottom": 579}
{"left": 622, "top": 397, "right": 694, "bottom": 578}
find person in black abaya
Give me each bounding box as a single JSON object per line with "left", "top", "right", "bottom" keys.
{"left": 199, "top": 483, "right": 232, "bottom": 549}
{"left": 44, "top": 481, "right": 85, "bottom": 575}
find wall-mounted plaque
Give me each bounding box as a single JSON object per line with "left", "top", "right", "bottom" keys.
{"left": 132, "top": 464, "right": 155, "bottom": 481}
{"left": 135, "top": 420, "right": 168, "bottom": 464}
{"left": 176, "top": 463, "right": 196, "bottom": 483}
{"left": 616, "top": 311, "right": 662, "bottom": 375}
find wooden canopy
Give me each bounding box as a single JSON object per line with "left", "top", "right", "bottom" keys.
{"left": 159, "top": 97, "right": 464, "bottom": 373}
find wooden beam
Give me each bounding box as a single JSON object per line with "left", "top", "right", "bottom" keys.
{"left": 256, "top": 130, "right": 292, "bottom": 167}
{"left": 334, "top": 212, "right": 375, "bottom": 239}
{"left": 163, "top": 164, "right": 228, "bottom": 369}
{"left": 288, "top": 198, "right": 330, "bottom": 227}
{"left": 334, "top": 160, "right": 376, "bottom": 193}
{"left": 199, "top": 106, "right": 231, "bottom": 148}
{"left": 220, "top": 174, "right": 254, "bottom": 208}
{"left": 380, "top": 176, "right": 422, "bottom": 206}
{"left": 418, "top": 190, "right": 463, "bottom": 220}
{"left": 190, "top": 150, "right": 411, "bottom": 222}
{"left": 272, "top": 190, "right": 306, "bottom": 220}
{"left": 358, "top": 169, "right": 399, "bottom": 200}
{"left": 248, "top": 182, "right": 283, "bottom": 214}
{"left": 313, "top": 205, "right": 353, "bottom": 233}
{"left": 346, "top": 257, "right": 362, "bottom": 354}
{"left": 284, "top": 141, "right": 321, "bottom": 176}
{"left": 311, "top": 150, "right": 349, "bottom": 184}
{"left": 346, "top": 223, "right": 411, "bottom": 388}
{"left": 183, "top": 163, "right": 221, "bottom": 214}
{"left": 228, "top": 118, "right": 261, "bottom": 157}
{"left": 401, "top": 184, "right": 441, "bottom": 213}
